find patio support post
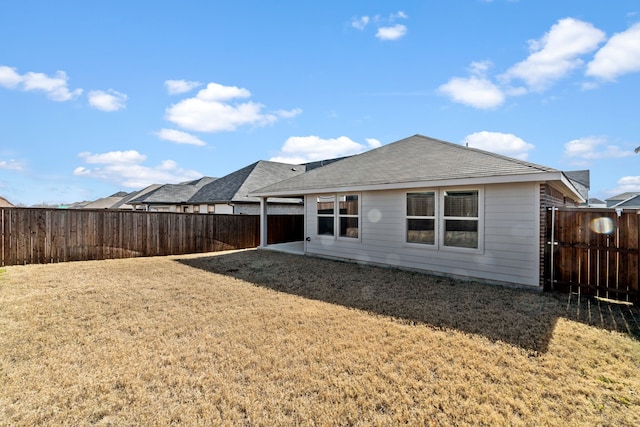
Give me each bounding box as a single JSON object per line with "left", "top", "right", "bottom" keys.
{"left": 259, "top": 196, "right": 268, "bottom": 247}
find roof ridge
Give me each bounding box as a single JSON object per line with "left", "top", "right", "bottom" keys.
{"left": 412, "top": 134, "right": 557, "bottom": 172}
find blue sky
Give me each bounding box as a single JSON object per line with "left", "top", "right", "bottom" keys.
{"left": 1, "top": 0, "right": 639, "bottom": 206}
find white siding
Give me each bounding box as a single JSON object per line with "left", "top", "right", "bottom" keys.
{"left": 304, "top": 182, "right": 540, "bottom": 287}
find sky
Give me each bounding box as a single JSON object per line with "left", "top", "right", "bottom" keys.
{"left": 1, "top": 0, "right": 639, "bottom": 206}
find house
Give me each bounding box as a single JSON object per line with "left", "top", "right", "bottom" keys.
{"left": 128, "top": 177, "right": 216, "bottom": 212}
{"left": 585, "top": 197, "right": 606, "bottom": 208}
{"left": 110, "top": 184, "right": 163, "bottom": 210}
{"left": 610, "top": 194, "right": 640, "bottom": 209}
{"left": 251, "top": 134, "right": 585, "bottom": 288}
{"left": 0, "top": 196, "right": 15, "bottom": 208}
{"left": 188, "top": 160, "right": 310, "bottom": 214}
{"left": 80, "top": 191, "right": 132, "bottom": 209}
{"left": 606, "top": 192, "right": 640, "bottom": 208}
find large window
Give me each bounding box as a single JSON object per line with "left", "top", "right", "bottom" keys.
{"left": 339, "top": 194, "right": 359, "bottom": 238}
{"left": 406, "top": 192, "right": 435, "bottom": 245}
{"left": 443, "top": 190, "right": 479, "bottom": 249}
{"left": 316, "top": 194, "right": 360, "bottom": 238}
{"left": 317, "top": 195, "right": 335, "bottom": 236}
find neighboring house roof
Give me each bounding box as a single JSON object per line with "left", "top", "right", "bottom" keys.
{"left": 587, "top": 197, "right": 606, "bottom": 206}
{"left": 111, "top": 184, "right": 163, "bottom": 209}
{"left": 252, "top": 134, "right": 584, "bottom": 200}
{"left": 81, "top": 191, "right": 132, "bottom": 209}
{"left": 563, "top": 170, "right": 590, "bottom": 201}
{"left": 0, "top": 196, "right": 15, "bottom": 208}
{"left": 611, "top": 194, "right": 640, "bottom": 208}
{"left": 189, "top": 161, "right": 307, "bottom": 204}
{"left": 606, "top": 192, "right": 640, "bottom": 207}
{"left": 129, "top": 177, "right": 216, "bottom": 205}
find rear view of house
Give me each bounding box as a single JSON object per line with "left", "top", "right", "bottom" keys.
{"left": 252, "top": 134, "right": 585, "bottom": 288}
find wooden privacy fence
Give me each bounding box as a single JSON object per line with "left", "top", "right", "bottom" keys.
{"left": 1, "top": 208, "right": 303, "bottom": 266}
{"left": 545, "top": 207, "right": 639, "bottom": 304}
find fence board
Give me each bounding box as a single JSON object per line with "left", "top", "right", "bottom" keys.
{"left": 0, "top": 209, "right": 302, "bottom": 266}
{"left": 546, "top": 207, "right": 639, "bottom": 304}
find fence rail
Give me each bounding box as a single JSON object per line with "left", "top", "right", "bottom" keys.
{"left": 1, "top": 208, "right": 303, "bottom": 266}
{"left": 545, "top": 207, "right": 639, "bottom": 304}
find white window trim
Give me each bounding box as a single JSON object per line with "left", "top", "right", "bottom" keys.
{"left": 315, "top": 193, "right": 361, "bottom": 242}
{"left": 404, "top": 190, "right": 438, "bottom": 248}
{"left": 316, "top": 194, "right": 336, "bottom": 238}
{"left": 439, "top": 187, "right": 484, "bottom": 254}
{"left": 337, "top": 193, "right": 361, "bottom": 241}
{"left": 403, "top": 187, "right": 484, "bottom": 253}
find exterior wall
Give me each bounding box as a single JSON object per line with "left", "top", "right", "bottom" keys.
{"left": 234, "top": 203, "right": 304, "bottom": 215}
{"left": 303, "top": 182, "right": 542, "bottom": 287}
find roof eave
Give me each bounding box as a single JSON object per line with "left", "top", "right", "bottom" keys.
{"left": 251, "top": 171, "right": 582, "bottom": 199}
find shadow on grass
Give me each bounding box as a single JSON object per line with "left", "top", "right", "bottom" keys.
{"left": 177, "top": 250, "right": 640, "bottom": 353}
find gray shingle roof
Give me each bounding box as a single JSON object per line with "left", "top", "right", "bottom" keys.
{"left": 189, "top": 161, "right": 306, "bottom": 204}
{"left": 129, "top": 178, "right": 216, "bottom": 205}
{"left": 606, "top": 192, "right": 640, "bottom": 202}
{"left": 253, "top": 134, "right": 561, "bottom": 195}
{"left": 611, "top": 194, "right": 640, "bottom": 208}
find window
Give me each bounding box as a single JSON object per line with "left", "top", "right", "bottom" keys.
{"left": 338, "top": 194, "right": 359, "bottom": 238}
{"left": 317, "top": 195, "right": 335, "bottom": 236}
{"left": 406, "top": 192, "right": 435, "bottom": 244}
{"left": 443, "top": 190, "right": 479, "bottom": 249}
{"left": 316, "top": 194, "right": 360, "bottom": 238}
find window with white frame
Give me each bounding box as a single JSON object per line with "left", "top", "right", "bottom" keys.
{"left": 338, "top": 194, "right": 359, "bottom": 238}
{"left": 406, "top": 192, "right": 435, "bottom": 245}
{"left": 442, "top": 190, "right": 479, "bottom": 249}
{"left": 317, "top": 195, "right": 335, "bottom": 236}
{"left": 316, "top": 194, "right": 360, "bottom": 238}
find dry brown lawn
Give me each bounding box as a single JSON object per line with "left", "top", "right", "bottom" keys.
{"left": 1, "top": 249, "right": 639, "bottom": 426}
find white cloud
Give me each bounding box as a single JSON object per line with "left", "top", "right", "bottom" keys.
{"left": 0, "top": 66, "right": 22, "bottom": 88}
{"left": 563, "top": 136, "right": 635, "bottom": 160}
{"left": 501, "top": 18, "right": 606, "bottom": 91}
{"left": 463, "top": 131, "right": 534, "bottom": 160}
{"left": 390, "top": 11, "right": 408, "bottom": 20}
{"left": 270, "top": 136, "right": 381, "bottom": 164}
{"left": 608, "top": 176, "right": 640, "bottom": 196}
{"left": 74, "top": 150, "right": 202, "bottom": 189}
{"left": 0, "top": 65, "right": 82, "bottom": 101}
{"left": 0, "top": 159, "right": 24, "bottom": 172}
{"left": 273, "top": 108, "right": 303, "bottom": 119}
{"left": 164, "top": 79, "right": 202, "bottom": 94}
{"left": 376, "top": 24, "right": 407, "bottom": 41}
{"left": 195, "top": 82, "right": 251, "bottom": 101}
{"left": 79, "top": 150, "right": 146, "bottom": 165}
{"left": 165, "top": 82, "right": 300, "bottom": 133}
{"left": 155, "top": 128, "right": 206, "bottom": 146}
{"left": 365, "top": 138, "right": 382, "bottom": 148}
{"left": 586, "top": 22, "right": 640, "bottom": 80}
{"left": 438, "top": 76, "right": 505, "bottom": 109}
{"left": 88, "top": 89, "right": 127, "bottom": 112}
{"left": 352, "top": 16, "right": 370, "bottom": 30}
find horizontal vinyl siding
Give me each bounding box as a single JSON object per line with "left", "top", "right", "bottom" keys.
{"left": 304, "top": 183, "right": 540, "bottom": 287}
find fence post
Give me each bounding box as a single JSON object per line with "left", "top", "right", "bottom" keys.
{"left": 548, "top": 207, "right": 558, "bottom": 290}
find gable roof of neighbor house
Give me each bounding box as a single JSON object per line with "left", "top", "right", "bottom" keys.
{"left": 605, "top": 192, "right": 640, "bottom": 207}
{"left": 611, "top": 194, "right": 640, "bottom": 208}
{"left": 110, "top": 184, "right": 163, "bottom": 209}
{"left": 188, "top": 160, "right": 308, "bottom": 204}
{"left": 80, "top": 191, "right": 132, "bottom": 209}
{"left": 252, "top": 134, "right": 584, "bottom": 201}
{"left": 128, "top": 177, "right": 217, "bottom": 205}
{"left": 0, "top": 196, "right": 15, "bottom": 208}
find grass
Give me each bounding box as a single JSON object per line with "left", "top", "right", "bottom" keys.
{"left": 1, "top": 249, "right": 639, "bottom": 426}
